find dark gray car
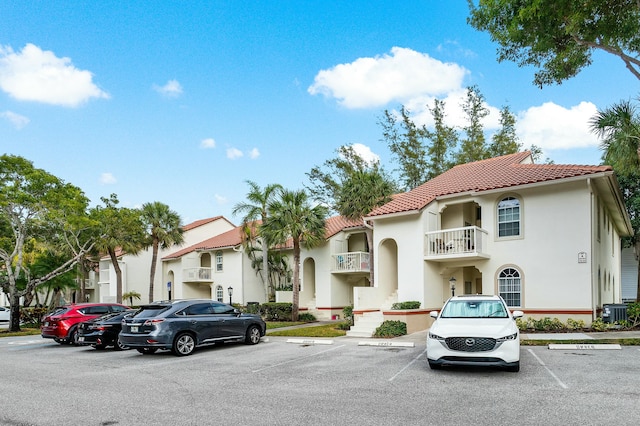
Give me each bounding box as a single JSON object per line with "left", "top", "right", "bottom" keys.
{"left": 119, "top": 299, "right": 266, "bottom": 356}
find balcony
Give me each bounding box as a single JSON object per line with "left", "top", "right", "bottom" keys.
{"left": 183, "top": 267, "right": 213, "bottom": 283}
{"left": 332, "top": 252, "right": 370, "bottom": 273}
{"left": 425, "top": 226, "right": 490, "bottom": 262}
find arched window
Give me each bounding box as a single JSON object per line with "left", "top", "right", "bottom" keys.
{"left": 498, "top": 267, "right": 521, "bottom": 307}
{"left": 215, "top": 251, "right": 223, "bottom": 272}
{"left": 215, "top": 285, "right": 224, "bottom": 302}
{"left": 497, "top": 196, "right": 520, "bottom": 237}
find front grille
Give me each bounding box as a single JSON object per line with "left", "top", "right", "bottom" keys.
{"left": 445, "top": 337, "right": 497, "bottom": 352}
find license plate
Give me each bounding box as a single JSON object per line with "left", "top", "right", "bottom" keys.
{"left": 44, "top": 322, "right": 49, "bottom": 326}
{"left": 131, "top": 326, "right": 138, "bottom": 333}
{"left": 78, "top": 337, "right": 84, "bottom": 342}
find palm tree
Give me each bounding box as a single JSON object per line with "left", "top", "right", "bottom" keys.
{"left": 335, "top": 170, "right": 394, "bottom": 287}
{"left": 141, "top": 202, "right": 184, "bottom": 303}
{"left": 122, "top": 290, "right": 141, "bottom": 306}
{"left": 91, "top": 195, "right": 146, "bottom": 304}
{"left": 262, "top": 189, "right": 328, "bottom": 321}
{"left": 590, "top": 99, "right": 640, "bottom": 175}
{"left": 591, "top": 99, "right": 640, "bottom": 301}
{"left": 232, "top": 181, "right": 282, "bottom": 302}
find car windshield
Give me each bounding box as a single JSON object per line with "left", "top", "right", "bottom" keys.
{"left": 440, "top": 300, "right": 508, "bottom": 318}
{"left": 132, "top": 305, "right": 171, "bottom": 319}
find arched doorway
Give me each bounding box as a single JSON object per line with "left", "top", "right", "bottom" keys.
{"left": 378, "top": 239, "right": 398, "bottom": 296}
{"left": 301, "top": 258, "right": 316, "bottom": 309}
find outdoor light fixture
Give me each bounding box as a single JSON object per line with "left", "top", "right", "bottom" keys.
{"left": 449, "top": 277, "right": 456, "bottom": 297}
{"left": 228, "top": 286, "right": 233, "bottom": 305}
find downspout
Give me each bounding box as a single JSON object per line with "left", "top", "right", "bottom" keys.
{"left": 587, "top": 178, "right": 597, "bottom": 321}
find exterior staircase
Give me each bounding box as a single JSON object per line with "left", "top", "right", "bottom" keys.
{"left": 346, "top": 290, "right": 398, "bottom": 337}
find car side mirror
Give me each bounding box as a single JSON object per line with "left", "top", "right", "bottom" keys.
{"left": 511, "top": 310, "right": 524, "bottom": 319}
{"left": 234, "top": 308, "right": 241, "bottom": 316}
{"left": 430, "top": 311, "right": 439, "bottom": 319}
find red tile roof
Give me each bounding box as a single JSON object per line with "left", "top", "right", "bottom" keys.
{"left": 324, "top": 215, "right": 364, "bottom": 238}
{"left": 182, "top": 216, "right": 229, "bottom": 231}
{"left": 164, "top": 225, "right": 246, "bottom": 260}
{"left": 367, "top": 152, "right": 612, "bottom": 217}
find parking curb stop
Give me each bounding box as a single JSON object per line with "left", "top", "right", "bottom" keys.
{"left": 286, "top": 339, "right": 334, "bottom": 345}
{"left": 358, "top": 341, "right": 415, "bottom": 348}
{"left": 548, "top": 343, "right": 622, "bottom": 350}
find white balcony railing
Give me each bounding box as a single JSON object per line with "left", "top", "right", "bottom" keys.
{"left": 183, "top": 267, "right": 213, "bottom": 282}
{"left": 332, "top": 252, "right": 370, "bottom": 273}
{"left": 425, "top": 226, "right": 489, "bottom": 258}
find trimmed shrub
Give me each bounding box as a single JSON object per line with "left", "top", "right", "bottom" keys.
{"left": 298, "top": 312, "right": 316, "bottom": 322}
{"left": 390, "top": 301, "right": 421, "bottom": 310}
{"left": 343, "top": 305, "right": 353, "bottom": 325}
{"left": 261, "top": 302, "right": 293, "bottom": 321}
{"left": 374, "top": 320, "right": 407, "bottom": 338}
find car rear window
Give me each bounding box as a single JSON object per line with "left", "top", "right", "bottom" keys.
{"left": 48, "top": 307, "right": 70, "bottom": 316}
{"left": 132, "top": 305, "right": 171, "bottom": 318}
{"left": 441, "top": 300, "right": 508, "bottom": 318}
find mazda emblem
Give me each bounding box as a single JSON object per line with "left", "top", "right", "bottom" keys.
{"left": 465, "top": 338, "right": 475, "bottom": 346}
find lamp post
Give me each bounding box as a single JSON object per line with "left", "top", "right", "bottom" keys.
{"left": 449, "top": 277, "right": 456, "bottom": 297}
{"left": 228, "top": 286, "right": 233, "bottom": 305}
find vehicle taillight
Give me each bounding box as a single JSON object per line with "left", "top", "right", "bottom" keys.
{"left": 143, "top": 319, "right": 165, "bottom": 326}
{"left": 89, "top": 324, "right": 111, "bottom": 331}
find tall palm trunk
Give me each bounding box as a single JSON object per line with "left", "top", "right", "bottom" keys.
{"left": 149, "top": 239, "right": 159, "bottom": 303}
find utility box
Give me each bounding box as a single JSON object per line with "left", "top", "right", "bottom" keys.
{"left": 602, "top": 304, "right": 628, "bottom": 323}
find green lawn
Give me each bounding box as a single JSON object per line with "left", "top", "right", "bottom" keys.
{"left": 266, "top": 322, "right": 347, "bottom": 338}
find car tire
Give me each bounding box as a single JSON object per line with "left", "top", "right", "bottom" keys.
{"left": 172, "top": 333, "right": 196, "bottom": 356}
{"left": 245, "top": 325, "right": 261, "bottom": 345}
{"left": 54, "top": 338, "right": 64, "bottom": 345}
{"left": 68, "top": 328, "right": 79, "bottom": 346}
{"left": 113, "top": 337, "right": 128, "bottom": 351}
{"left": 94, "top": 344, "right": 107, "bottom": 350}
{"left": 136, "top": 347, "right": 158, "bottom": 355}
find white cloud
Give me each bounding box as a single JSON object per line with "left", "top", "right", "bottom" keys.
{"left": 214, "top": 194, "right": 227, "bottom": 204}
{"left": 348, "top": 143, "right": 380, "bottom": 165}
{"left": 516, "top": 102, "right": 599, "bottom": 150}
{"left": 200, "top": 138, "right": 216, "bottom": 149}
{"left": 249, "top": 148, "right": 260, "bottom": 159}
{"left": 226, "top": 147, "right": 243, "bottom": 159}
{"left": 0, "top": 43, "right": 109, "bottom": 107}
{"left": 308, "top": 46, "right": 468, "bottom": 109}
{"left": 1, "top": 110, "right": 29, "bottom": 129}
{"left": 100, "top": 172, "right": 117, "bottom": 184}
{"left": 153, "top": 79, "right": 183, "bottom": 97}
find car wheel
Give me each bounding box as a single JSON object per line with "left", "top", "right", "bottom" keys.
{"left": 113, "top": 337, "right": 128, "bottom": 351}
{"left": 136, "top": 347, "right": 158, "bottom": 355}
{"left": 94, "top": 344, "right": 107, "bottom": 350}
{"left": 53, "top": 338, "right": 64, "bottom": 345}
{"left": 245, "top": 325, "right": 261, "bottom": 345}
{"left": 505, "top": 362, "right": 520, "bottom": 373}
{"left": 68, "top": 328, "right": 79, "bottom": 346}
{"left": 428, "top": 360, "right": 442, "bottom": 370}
{"left": 172, "top": 333, "right": 196, "bottom": 356}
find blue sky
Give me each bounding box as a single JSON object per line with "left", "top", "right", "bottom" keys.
{"left": 1, "top": 1, "right": 638, "bottom": 225}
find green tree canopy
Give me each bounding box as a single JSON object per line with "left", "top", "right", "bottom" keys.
{"left": 141, "top": 201, "right": 184, "bottom": 303}
{"left": 468, "top": 0, "right": 640, "bottom": 86}
{"left": 91, "top": 194, "right": 146, "bottom": 304}
{"left": 0, "top": 154, "right": 95, "bottom": 331}
{"left": 261, "top": 189, "right": 328, "bottom": 321}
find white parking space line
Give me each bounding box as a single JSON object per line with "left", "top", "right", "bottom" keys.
{"left": 252, "top": 344, "right": 345, "bottom": 373}
{"left": 388, "top": 348, "right": 427, "bottom": 382}
{"left": 527, "top": 348, "right": 568, "bottom": 389}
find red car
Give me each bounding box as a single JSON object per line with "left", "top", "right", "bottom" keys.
{"left": 41, "top": 303, "right": 129, "bottom": 345}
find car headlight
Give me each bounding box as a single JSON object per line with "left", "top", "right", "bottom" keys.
{"left": 496, "top": 332, "right": 518, "bottom": 342}
{"left": 428, "top": 332, "right": 444, "bottom": 341}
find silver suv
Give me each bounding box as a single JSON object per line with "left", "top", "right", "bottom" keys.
{"left": 119, "top": 299, "right": 266, "bottom": 356}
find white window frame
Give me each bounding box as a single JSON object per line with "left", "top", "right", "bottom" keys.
{"left": 215, "top": 285, "right": 224, "bottom": 302}
{"left": 215, "top": 251, "right": 223, "bottom": 272}
{"left": 497, "top": 196, "right": 521, "bottom": 238}
{"left": 498, "top": 267, "right": 522, "bottom": 307}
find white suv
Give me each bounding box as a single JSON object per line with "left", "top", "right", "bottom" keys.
{"left": 426, "top": 295, "right": 523, "bottom": 372}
